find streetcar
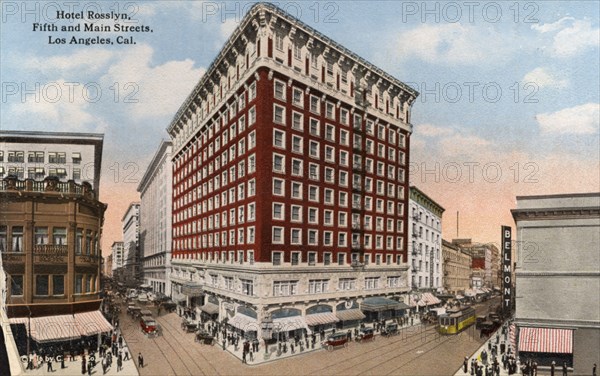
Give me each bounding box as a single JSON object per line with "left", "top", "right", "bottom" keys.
{"left": 438, "top": 307, "right": 476, "bottom": 335}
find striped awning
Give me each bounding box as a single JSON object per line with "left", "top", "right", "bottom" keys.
{"left": 200, "top": 302, "right": 219, "bottom": 315}
{"left": 518, "top": 327, "right": 573, "bottom": 354}
{"left": 31, "top": 314, "right": 80, "bottom": 343}
{"left": 421, "top": 292, "right": 441, "bottom": 305}
{"left": 228, "top": 314, "right": 259, "bottom": 332}
{"left": 305, "top": 312, "right": 339, "bottom": 326}
{"left": 273, "top": 316, "right": 310, "bottom": 334}
{"left": 335, "top": 309, "right": 366, "bottom": 321}
{"left": 74, "top": 311, "right": 113, "bottom": 337}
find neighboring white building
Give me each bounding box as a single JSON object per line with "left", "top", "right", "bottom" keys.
{"left": 0, "top": 130, "right": 104, "bottom": 193}
{"left": 121, "top": 203, "right": 141, "bottom": 285}
{"left": 111, "top": 241, "right": 124, "bottom": 271}
{"left": 512, "top": 192, "right": 600, "bottom": 374}
{"left": 408, "top": 186, "right": 444, "bottom": 291}
{"left": 137, "top": 140, "right": 173, "bottom": 295}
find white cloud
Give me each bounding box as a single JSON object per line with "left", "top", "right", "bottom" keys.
{"left": 393, "top": 23, "right": 513, "bottom": 65}
{"left": 532, "top": 18, "right": 599, "bottom": 58}
{"left": 522, "top": 67, "right": 568, "bottom": 89}
{"left": 438, "top": 134, "right": 491, "bottom": 156}
{"left": 220, "top": 18, "right": 240, "bottom": 40}
{"left": 531, "top": 17, "right": 575, "bottom": 33}
{"left": 537, "top": 103, "right": 600, "bottom": 134}
{"left": 23, "top": 49, "right": 114, "bottom": 74}
{"left": 101, "top": 44, "right": 205, "bottom": 119}
{"left": 417, "top": 123, "right": 455, "bottom": 138}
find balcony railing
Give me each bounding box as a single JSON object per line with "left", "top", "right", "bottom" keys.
{"left": 1, "top": 176, "right": 96, "bottom": 200}
{"left": 33, "top": 244, "right": 68, "bottom": 254}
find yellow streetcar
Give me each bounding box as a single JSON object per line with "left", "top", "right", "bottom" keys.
{"left": 438, "top": 307, "right": 476, "bottom": 335}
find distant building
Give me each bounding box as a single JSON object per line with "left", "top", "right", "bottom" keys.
{"left": 138, "top": 141, "right": 173, "bottom": 295}
{"left": 167, "top": 2, "right": 418, "bottom": 338}
{"left": 0, "top": 130, "right": 104, "bottom": 193}
{"left": 512, "top": 192, "right": 600, "bottom": 373}
{"left": 121, "top": 203, "right": 141, "bottom": 286}
{"left": 441, "top": 239, "right": 471, "bottom": 294}
{"left": 408, "top": 186, "right": 444, "bottom": 291}
{"left": 111, "top": 241, "right": 124, "bottom": 272}
{"left": 452, "top": 239, "right": 499, "bottom": 289}
{"left": 105, "top": 253, "right": 113, "bottom": 278}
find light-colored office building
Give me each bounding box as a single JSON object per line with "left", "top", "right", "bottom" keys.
{"left": 121, "top": 203, "right": 141, "bottom": 285}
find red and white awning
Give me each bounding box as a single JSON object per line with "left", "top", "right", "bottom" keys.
{"left": 518, "top": 327, "right": 573, "bottom": 354}
{"left": 304, "top": 312, "right": 339, "bottom": 327}
{"left": 228, "top": 314, "right": 259, "bottom": 332}
{"left": 74, "top": 311, "right": 113, "bottom": 337}
{"left": 9, "top": 311, "right": 113, "bottom": 342}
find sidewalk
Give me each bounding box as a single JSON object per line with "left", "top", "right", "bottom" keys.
{"left": 454, "top": 324, "right": 516, "bottom": 376}
{"left": 22, "top": 349, "right": 139, "bottom": 376}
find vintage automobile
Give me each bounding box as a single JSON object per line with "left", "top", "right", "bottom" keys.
{"left": 475, "top": 315, "right": 487, "bottom": 329}
{"left": 140, "top": 316, "right": 159, "bottom": 337}
{"left": 381, "top": 323, "right": 399, "bottom": 337}
{"left": 322, "top": 332, "right": 349, "bottom": 351}
{"left": 356, "top": 327, "right": 375, "bottom": 343}
{"left": 127, "top": 305, "right": 142, "bottom": 319}
{"left": 195, "top": 329, "right": 215, "bottom": 345}
{"left": 181, "top": 319, "right": 197, "bottom": 333}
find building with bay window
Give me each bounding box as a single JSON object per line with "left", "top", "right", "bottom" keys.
{"left": 168, "top": 2, "right": 417, "bottom": 340}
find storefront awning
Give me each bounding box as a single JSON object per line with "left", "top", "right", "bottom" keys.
{"left": 361, "top": 297, "right": 403, "bottom": 312}
{"left": 74, "top": 311, "right": 113, "bottom": 337}
{"left": 421, "top": 292, "right": 441, "bottom": 305}
{"left": 273, "top": 316, "right": 310, "bottom": 334}
{"left": 518, "top": 327, "right": 573, "bottom": 354}
{"left": 31, "top": 315, "right": 80, "bottom": 343}
{"left": 335, "top": 309, "right": 366, "bottom": 321}
{"left": 305, "top": 312, "right": 339, "bottom": 326}
{"left": 228, "top": 314, "right": 259, "bottom": 332}
{"left": 200, "top": 302, "right": 219, "bottom": 315}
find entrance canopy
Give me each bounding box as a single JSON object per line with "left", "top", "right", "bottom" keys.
{"left": 361, "top": 297, "right": 405, "bottom": 312}
{"left": 228, "top": 314, "right": 259, "bottom": 332}
{"left": 200, "top": 302, "right": 219, "bottom": 315}
{"left": 518, "top": 327, "right": 573, "bottom": 354}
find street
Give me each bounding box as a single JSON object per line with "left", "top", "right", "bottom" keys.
{"left": 119, "top": 298, "right": 499, "bottom": 376}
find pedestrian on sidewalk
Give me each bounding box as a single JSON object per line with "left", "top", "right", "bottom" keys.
{"left": 138, "top": 352, "right": 144, "bottom": 368}
{"left": 562, "top": 362, "right": 568, "bottom": 376}
{"left": 241, "top": 350, "right": 247, "bottom": 364}
{"left": 81, "top": 355, "right": 87, "bottom": 375}
{"left": 47, "top": 358, "right": 54, "bottom": 372}
{"left": 550, "top": 361, "right": 555, "bottom": 376}
{"left": 463, "top": 357, "right": 469, "bottom": 373}
{"left": 117, "top": 354, "right": 122, "bottom": 372}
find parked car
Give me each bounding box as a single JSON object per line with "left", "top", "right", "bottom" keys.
{"left": 382, "top": 323, "right": 399, "bottom": 337}
{"left": 137, "top": 293, "right": 148, "bottom": 303}
{"left": 140, "top": 316, "right": 159, "bottom": 337}
{"left": 322, "top": 332, "right": 349, "bottom": 351}
{"left": 356, "top": 327, "right": 375, "bottom": 343}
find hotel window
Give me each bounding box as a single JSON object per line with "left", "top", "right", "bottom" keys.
{"left": 323, "top": 231, "right": 333, "bottom": 246}
{"left": 339, "top": 277, "right": 355, "bottom": 290}
{"left": 292, "top": 135, "right": 303, "bottom": 154}
{"left": 339, "top": 192, "right": 348, "bottom": 207}
{"left": 340, "top": 129, "right": 349, "bottom": 145}
{"left": 376, "top": 254, "right": 382, "bottom": 265}
{"left": 339, "top": 171, "right": 348, "bottom": 186}
{"left": 273, "top": 129, "right": 285, "bottom": 148}
{"left": 272, "top": 203, "right": 284, "bottom": 220}
{"left": 293, "top": 43, "right": 302, "bottom": 60}
{"left": 34, "top": 227, "right": 48, "bottom": 245}
{"left": 386, "top": 254, "right": 393, "bottom": 264}
{"left": 73, "top": 168, "right": 81, "bottom": 180}
{"left": 290, "top": 205, "right": 302, "bottom": 222}
{"left": 273, "top": 154, "right": 285, "bottom": 173}
{"left": 272, "top": 251, "right": 282, "bottom": 265}
{"left": 387, "top": 276, "right": 400, "bottom": 287}
{"left": 272, "top": 227, "right": 284, "bottom": 244}
{"left": 365, "top": 277, "right": 379, "bottom": 290}
{"left": 239, "top": 94, "right": 246, "bottom": 109}
{"left": 53, "top": 227, "right": 67, "bottom": 245}
{"left": 248, "top": 202, "right": 256, "bottom": 221}
{"left": 309, "top": 279, "right": 328, "bottom": 293}
{"left": 291, "top": 251, "right": 301, "bottom": 265}
{"left": 339, "top": 150, "right": 348, "bottom": 166}
{"left": 249, "top": 106, "right": 256, "bottom": 124}
{"left": 224, "top": 276, "right": 234, "bottom": 290}
{"left": 324, "top": 146, "right": 335, "bottom": 162}
{"left": 378, "top": 125, "right": 385, "bottom": 140}
{"left": 340, "top": 108, "right": 349, "bottom": 125}
{"left": 309, "top": 95, "right": 320, "bottom": 114}
{"left": 309, "top": 140, "right": 320, "bottom": 158}
{"left": 325, "top": 102, "right": 335, "bottom": 119}
{"left": 338, "top": 232, "right": 347, "bottom": 247}
{"left": 275, "top": 33, "right": 284, "bottom": 50}
{"left": 291, "top": 159, "right": 303, "bottom": 176}
{"left": 309, "top": 118, "right": 320, "bottom": 136}
{"left": 248, "top": 131, "right": 256, "bottom": 149}
{"left": 10, "top": 275, "right": 23, "bottom": 296}
{"left": 273, "top": 104, "right": 286, "bottom": 125}
{"left": 274, "top": 79, "right": 286, "bottom": 101}
{"left": 353, "top": 114, "right": 362, "bottom": 130}
{"left": 291, "top": 182, "right": 302, "bottom": 199}
{"left": 0, "top": 226, "right": 6, "bottom": 252}
{"left": 49, "top": 152, "right": 66, "bottom": 164}
{"left": 249, "top": 82, "right": 257, "bottom": 101}
{"left": 308, "top": 207, "right": 318, "bottom": 224}
{"left": 325, "top": 167, "right": 335, "bottom": 184}
{"left": 35, "top": 275, "right": 49, "bottom": 296}
{"left": 273, "top": 178, "right": 284, "bottom": 196}
{"left": 273, "top": 280, "right": 298, "bottom": 296}
{"left": 75, "top": 229, "right": 83, "bottom": 254}
{"left": 308, "top": 163, "right": 319, "bottom": 180}
{"left": 291, "top": 229, "right": 302, "bottom": 245}
{"left": 53, "top": 275, "right": 65, "bottom": 295}
{"left": 292, "top": 111, "right": 303, "bottom": 130}
{"left": 247, "top": 227, "right": 255, "bottom": 244}
{"left": 324, "top": 189, "right": 334, "bottom": 205}
{"left": 241, "top": 279, "right": 254, "bottom": 296}
{"left": 8, "top": 151, "right": 24, "bottom": 163}
{"left": 292, "top": 87, "right": 303, "bottom": 107}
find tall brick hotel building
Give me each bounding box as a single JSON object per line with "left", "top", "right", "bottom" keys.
{"left": 168, "top": 3, "right": 418, "bottom": 340}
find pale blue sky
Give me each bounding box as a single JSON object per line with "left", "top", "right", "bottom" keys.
{"left": 1, "top": 1, "right": 599, "bottom": 246}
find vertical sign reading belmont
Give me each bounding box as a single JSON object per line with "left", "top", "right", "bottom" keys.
{"left": 501, "top": 226, "right": 512, "bottom": 313}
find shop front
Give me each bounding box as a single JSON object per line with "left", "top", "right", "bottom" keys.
{"left": 335, "top": 300, "right": 365, "bottom": 329}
